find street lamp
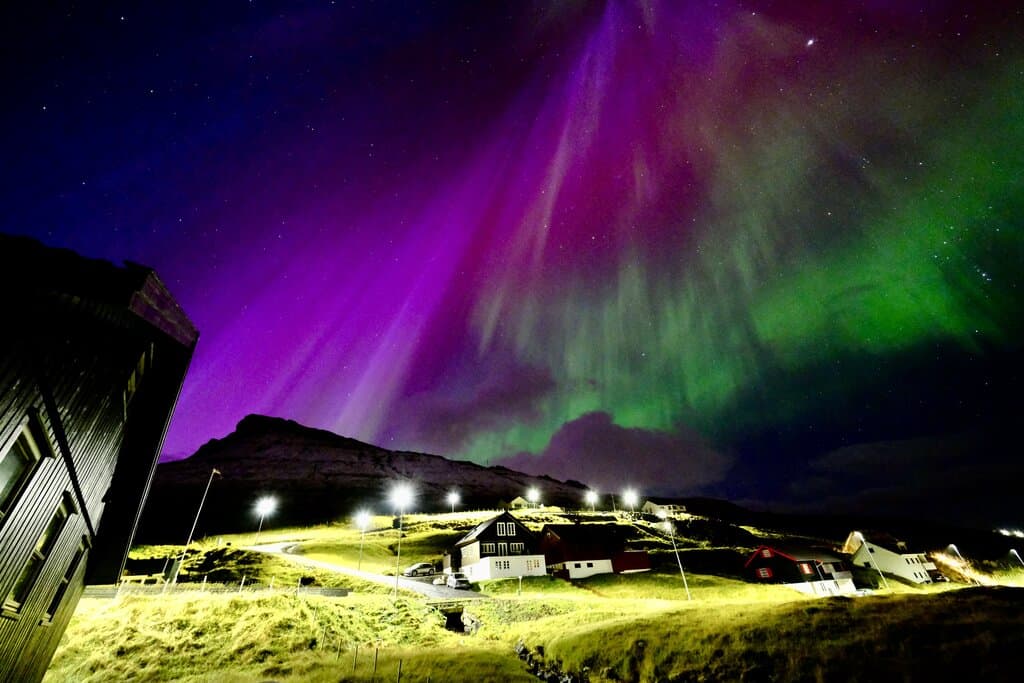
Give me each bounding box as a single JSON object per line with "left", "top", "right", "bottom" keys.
{"left": 446, "top": 490, "right": 460, "bottom": 514}
{"left": 664, "top": 520, "right": 692, "bottom": 600}
{"left": 254, "top": 496, "right": 277, "bottom": 542}
{"left": 170, "top": 468, "right": 221, "bottom": 586}
{"left": 854, "top": 531, "right": 889, "bottom": 591}
{"left": 949, "top": 544, "right": 979, "bottom": 585}
{"left": 526, "top": 487, "right": 540, "bottom": 508}
{"left": 355, "top": 510, "right": 372, "bottom": 572}
{"left": 1011, "top": 549, "right": 1024, "bottom": 569}
{"left": 584, "top": 490, "right": 598, "bottom": 512}
{"left": 390, "top": 483, "right": 415, "bottom": 599}
{"left": 622, "top": 488, "right": 638, "bottom": 514}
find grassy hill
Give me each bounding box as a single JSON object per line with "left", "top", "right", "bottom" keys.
{"left": 48, "top": 509, "right": 1024, "bottom": 681}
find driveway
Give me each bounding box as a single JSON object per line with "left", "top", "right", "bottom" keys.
{"left": 247, "top": 542, "right": 484, "bottom": 601}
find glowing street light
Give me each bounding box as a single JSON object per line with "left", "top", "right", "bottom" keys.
{"left": 254, "top": 496, "right": 278, "bottom": 542}
{"left": 390, "top": 483, "right": 415, "bottom": 598}
{"left": 664, "top": 520, "right": 692, "bottom": 600}
{"left": 446, "top": 490, "right": 460, "bottom": 514}
{"left": 584, "top": 490, "right": 598, "bottom": 512}
{"left": 526, "top": 487, "right": 540, "bottom": 507}
{"left": 622, "top": 488, "right": 639, "bottom": 514}
{"left": 1010, "top": 549, "right": 1024, "bottom": 569}
{"left": 948, "top": 544, "right": 979, "bottom": 585}
{"left": 355, "top": 510, "right": 372, "bottom": 572}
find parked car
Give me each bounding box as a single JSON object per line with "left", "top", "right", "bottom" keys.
{"left": 446, "top": 572, "right": 471, "bottom": 589}
{"left": 402, "top": 562, "right": 434, "bottom": 577}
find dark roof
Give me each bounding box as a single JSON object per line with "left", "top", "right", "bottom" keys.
{"left": 853, "top": 531, "right": 918, "bottom": 555}
{"left": 745, "top": 544, "right": 844, "bottom": 567}
{"left": 541, "top": 524, "right": 627, "bottom": 557}
{"left": 1, "top": 234, "right": 197, "bottom": 346}
{"left": 455, "top": 511, "right": 532, "bottom": 547}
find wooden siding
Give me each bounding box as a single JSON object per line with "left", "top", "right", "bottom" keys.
{"left": 0, "top": 236, "right": 197, "bottom": 683}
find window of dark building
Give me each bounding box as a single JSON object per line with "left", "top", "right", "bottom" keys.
{"left": 481, "top": 543, "right": 495, "bottom": 554}
{"left": 760, "top": 548, "right": 771, "bottom": 558}
{"left": 3, "top": 494, "right": 74, "bottom": 614}
{"left": 44, "top": 538, "right": 87, "bottom": 623}
{"left": 757, "top": 567, "right": 772, "bottom": 579}
{"left": 0, "top": 416, "right": 52, "bottom": 524}
{"left": 798, "top": 562, "right": 814, "bottom": 575}
{"left": 511, "top": 543, "right": 524, "bottom": 554}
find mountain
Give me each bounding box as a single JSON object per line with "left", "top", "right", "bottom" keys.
{"left": 136, "top": 415, "right": 587, "bottom": 542}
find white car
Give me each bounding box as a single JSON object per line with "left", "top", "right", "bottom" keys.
{"left": 446, "top": 572, "right": 471, "bottom": 589}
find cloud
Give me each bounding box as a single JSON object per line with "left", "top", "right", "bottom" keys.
{"left": 496, "top": 411, "right": 733, "bottom": 496}
{"left": 398, "top": 362, "right": 556, "bottom": 453}
{"left": 755, "top": 427, "right": 1024, "bottom": 526}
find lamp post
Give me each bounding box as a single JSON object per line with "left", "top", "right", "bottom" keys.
{"left": 855, "top": 531, "right": 890, "bottom": 591}
{"left": 391, "top": 483, "right": 414, "bottom": 599}
{"left": 949, "top": 544, "right": 979, "bottom": 585}
{"left": 622, "top": 489, "right": 638, "bottom": 515}
{"left": 1011, "top": 549, "right": 1024, "bottom": 569}
{"left": 584, "top": 490, "right": 598, "bottom": 513}
{"left": 254, "top": 496, "right": 277, "bottom": 542}
{"left": 355, "top": 510, "right": 372, "bottom": 572}
{"left": 526, "top": 487, "right": 540, "bottom": 508}
{"left": 170, "top": 468, "right": 220, "bottom": 586}
{"left": 446, "top": 491, "right": 460, "bottom": 514}
{"left": 664, "top": 520, "right": 692, "bottom": 600}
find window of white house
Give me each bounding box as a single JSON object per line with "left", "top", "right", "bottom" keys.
{"left": 481, "top": 543, "right": 495, "bottom": 554}
{"left": 4, "top": 493, "right": 74, "bottom": 614}
{"left": 1, "top": 415, "right": 52, "bottom": 524}
{"left": 586, "top": 562, "right": 593, "bottom": 568}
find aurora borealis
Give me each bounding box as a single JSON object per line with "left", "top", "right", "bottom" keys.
{"left": 5, "top": 1, "right": 1022, "bottom": 523}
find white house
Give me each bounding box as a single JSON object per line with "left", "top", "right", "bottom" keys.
{"left": 507, "top": 496, "right": 531, "bottom": 510}
{"left": 641, "top": 498, "right": 686, "bottom": 518}
{"left": 842, "top": 531, "right": 939, "bottom": 584}
{"left": 451, "top": 512, "right": 547, "bottom": 581}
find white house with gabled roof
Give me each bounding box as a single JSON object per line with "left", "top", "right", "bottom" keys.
{"left": 842, "top": 531, "right": 940, "bottom": 584}
{"left": 448, "top": 512, "right": 547, "bottom": 581}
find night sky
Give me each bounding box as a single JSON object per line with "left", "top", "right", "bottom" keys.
{"left": 4, "top": 1, "right": 1022, "bottom": 526}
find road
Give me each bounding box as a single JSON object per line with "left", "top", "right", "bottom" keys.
{"left": 247, "top": 542, "right": 484, "bottom": 601}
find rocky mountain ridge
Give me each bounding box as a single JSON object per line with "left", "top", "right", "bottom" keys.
{"left": 137, "top": 414, "right": 587, "bottom": 542}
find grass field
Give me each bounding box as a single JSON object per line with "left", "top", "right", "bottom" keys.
{"left": 55, "top": 511, "right": 1024, "bottom": 681}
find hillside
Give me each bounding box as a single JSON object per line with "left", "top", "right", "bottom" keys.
{"left": 138, "top": 415, "right": 587, "bottom": 542}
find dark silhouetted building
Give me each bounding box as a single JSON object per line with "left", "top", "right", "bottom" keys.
{"left": 0, "top": 235, "right": 197, "bottom": 683}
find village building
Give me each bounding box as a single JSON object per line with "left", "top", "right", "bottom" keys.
{"left": 506, "top": 496, "right": 531, "bottom": 510}
{"left": 0, "top": 236, "right": 198, "bottom": 683}
{"left": 744, "top": 545, "right": 857, "bottom": 597}
{"left": 641, "top": 498, "right": 687, "bottom": 518}
{"left": 841, "top": 531, "right": 940, "bottom": 584}
{"left": 446, "top": 511, "right": 547, "bottom": 581}
{"left": 539, "top": 524, "right": 651, "bottom": 579}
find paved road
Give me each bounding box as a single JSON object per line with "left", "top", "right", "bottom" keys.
{"left": 247, "top": 542, "right": 484, "bottom": 601}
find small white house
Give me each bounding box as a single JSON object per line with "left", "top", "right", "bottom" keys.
{"left": 508, "top": 496, "right": 531, "bottom": 510}
{"left": 641, "top": 499, "right": 686, "bottom": 518}
{"left": 842, "top": 531, "right": 938, "bottom": 584}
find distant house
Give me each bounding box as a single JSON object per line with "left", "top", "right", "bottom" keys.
{"left": 508, "top": 496, "right": 531, "bottom": 510}
{"left": 0, "top": 236, "right": 198, "bottom": 683}
{"left": 641, "top": 499, "right": 686, "bottom": 518}
{"left": 745, "top": 545, "right": 857, "bottom": 597}
{"left": 841, "top": 531, "right": 940, "bottom": 584}
{"left": 539, "top": 524, "right": 651, "bottom": 579}
{"left": 448, "top": 512, "right": 546, "bottom": 581}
